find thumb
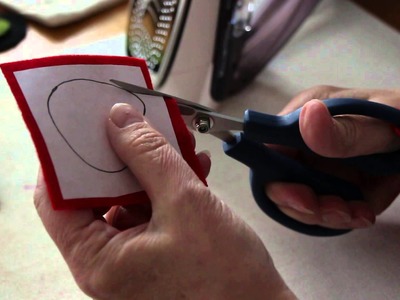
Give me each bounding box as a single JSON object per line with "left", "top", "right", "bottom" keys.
{"left": 299, "top": 99, "right": 400, "bottom": 157}
{"left": 107, "top": 103, "right": 206, "bottom": 213}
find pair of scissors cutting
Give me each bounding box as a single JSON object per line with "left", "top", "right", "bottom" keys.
{"left": 111, "top": 79, "right": 400, "bottom": 237}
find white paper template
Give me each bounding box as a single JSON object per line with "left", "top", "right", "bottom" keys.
{"left": 14, "top": 64, "right": 181, "bottom": 200}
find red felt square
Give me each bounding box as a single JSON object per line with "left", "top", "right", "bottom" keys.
{"left": 1, "top": 55, "right": 206, "bottom": 209}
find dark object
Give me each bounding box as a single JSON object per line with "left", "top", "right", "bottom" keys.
{"left": 212, "top": 0, "right": 320, "bottom": 101}
{"left": 0, "top": 12, "right": 27, "bottom": 52}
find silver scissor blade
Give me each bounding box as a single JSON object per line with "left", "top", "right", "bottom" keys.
{"left": 110, "top": 79, "right": 243, "bottom": 141}
{"left": 206, "top": 110, "right": 243, "bottom": 132}
{"left": 178, "top": 102, "right": 243, "bottom": 137}
{"left": 110, "top": 79, "right": 212, "bottom": 112}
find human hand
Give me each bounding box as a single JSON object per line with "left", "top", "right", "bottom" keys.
{"left": 34, "top": 103, "right": 296, "bottom": 300}
{"left": 266, "top": 86, "right": 400, "bottom": 230}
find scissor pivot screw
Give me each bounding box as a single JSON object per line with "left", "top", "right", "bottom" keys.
{"left": 194, "top": 116, "right": 212, "bottom": 133}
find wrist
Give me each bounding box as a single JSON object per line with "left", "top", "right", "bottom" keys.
{"left": 214, "top": 264, "right": 297, "bottom": 300}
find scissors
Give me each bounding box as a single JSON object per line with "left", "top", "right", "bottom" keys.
{"left": 111, "top": 79, "right": 400, "bottom": 237}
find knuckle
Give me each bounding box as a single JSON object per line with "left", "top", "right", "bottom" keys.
{"left": 64, "top": 223, "right": 117, "bottom": 298}
{"left": 343, "top": 120, "right": 358, "bottom": 143}
{"left": 122, "top": 123, "right": 184, "bottom": 178}
{"left": 33, "top": 181, "right": 47, "bottom": 212}
{"left": 33, "top": 185, "right": 52, "bottom": 220}
{"left": 336, "top": 117, "right": 359, "bottom": 153}
{"left": 309, "top": 84, "right": 336, "bottom": 92}
{"left": 33, "top": 192, "right": 43, "bottom": 212}
{"left": 126, "top": 124, "right": 167, "bottom": 155}
{"left": 304, "top": 85, "right": 341, "bottom": 98}
{"left": 180, "top": 185, "right": 226, "bottom": 220}
{"left": 76, "top": 272, "right": 111, "bottom": 299}
{"left": 291, "top": 85, "right": 344, "bottom": 108}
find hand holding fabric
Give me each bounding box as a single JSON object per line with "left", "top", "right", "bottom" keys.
{"left": 34, "top": 103, "right": 296, "bottom": 300}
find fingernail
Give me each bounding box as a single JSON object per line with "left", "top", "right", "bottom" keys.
{"left": 352, "top": 217, "right": 373, "bottom": 228}
{"left": 110, "top": 103, "right": 143, "bottom": 128}
{"left": 322, "top": 210, "right": 351, "bottom": 224}
{"left": 276, "top": 199, "right": 314, "bottom": 215}
{"left": 289, "top": 204, "right": 315, "bottom": 215}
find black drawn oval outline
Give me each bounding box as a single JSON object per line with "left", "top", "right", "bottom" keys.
{"left": 47, "top": 78, "right": 146, "bottom": 174}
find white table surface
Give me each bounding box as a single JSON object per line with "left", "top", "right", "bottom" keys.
{"left": 1, "top": 0, "right": 400, "bottom": 299}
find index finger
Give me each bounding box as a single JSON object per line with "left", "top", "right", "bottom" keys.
{"left": 300, "top": 100, "right": 400, "bottom": 157}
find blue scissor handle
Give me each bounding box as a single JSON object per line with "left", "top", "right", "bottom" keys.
{"left": 223, "top": 98, "right": 400, "bottom": 236}
{"left": 244, "top": 98, "right": 400, "bottom": 151}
